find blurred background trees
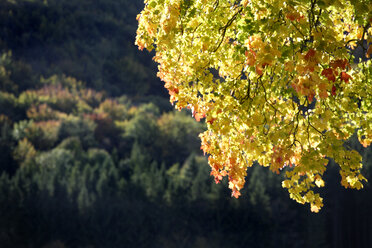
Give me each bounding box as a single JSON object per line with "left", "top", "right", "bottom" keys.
{"left": 0, "top": 0, "right": 371, "bottom": 247}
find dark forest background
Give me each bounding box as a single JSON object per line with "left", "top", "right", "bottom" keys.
{"left": 0, "top": 0, "right": 371, "bottom": 247}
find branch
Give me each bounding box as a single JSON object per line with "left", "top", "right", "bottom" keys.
{"left": 290, "top": 20, "right": 307, "bottom": 38}
{"left": 260, "top": 77, "right": 283, "bottom": 115}
{"left": 212, "top": 7, "right": 243, "bottom": 52}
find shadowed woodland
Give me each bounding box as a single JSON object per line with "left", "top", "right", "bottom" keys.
{"left": 0, "top": 0, "right": 371, "bottom": 247}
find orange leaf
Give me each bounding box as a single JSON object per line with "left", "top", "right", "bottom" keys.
{"left": 168, "top": 87, "right": 179, "bottom": 96}
{"left": 255, "top": 65, "right": 263, "bottom": 75}
{"left": 321, "top": 68, "right": 336, "bottom": 82}
{"left": 307, "top": 92, "right": 315, "bottom": 102}
{"left": 331, "top": 85, "right": 337, "bottom": 96}
{"left": 340, "top": 72, "right": 351, "bottom": 83}
{"left": 304, "top": 49, "right": 316, "bottom": 61}
{"left": 231, "top": 189, "right": 241, "bottom": 198}
{"left": 367, "top": 45, "right": 372, "bottom": 58}
{"left": 319, "top": 90, "right": 328, "bottom": 99}
{"left": 330, "top": 59, "right": 348, "bottom": 70}
{"left": 194, "top": 112, "right": 205, "bottom": 122}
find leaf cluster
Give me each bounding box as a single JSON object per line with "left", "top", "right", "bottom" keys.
{"left": 136, "top": 0, "right": 372, "bottom": 211}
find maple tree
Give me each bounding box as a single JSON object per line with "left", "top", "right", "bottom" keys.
{"left": 136, "top": 0, "right": 372, "bottom": 212}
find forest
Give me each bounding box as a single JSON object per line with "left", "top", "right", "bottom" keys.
{"left": 0, "top": 0, "right": 372, "bottom": 247}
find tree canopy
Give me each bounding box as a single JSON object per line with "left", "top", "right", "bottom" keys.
{"left": 136, "top": 0, "right": 372, "bottom": 212}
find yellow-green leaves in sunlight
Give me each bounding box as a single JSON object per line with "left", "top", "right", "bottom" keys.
{"left": 136, "top": 0, "right": 372, "bottom": 212}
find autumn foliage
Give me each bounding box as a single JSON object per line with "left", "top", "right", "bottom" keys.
{"left": 136, "top": 0, "right": 372, "bottom": 212}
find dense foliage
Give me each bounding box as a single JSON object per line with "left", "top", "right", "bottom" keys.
{"left": 136, "top": 0, "right": 372, "bottom": 211}
{"left": 0, "top": 0, "right": 372, "bottom": 247}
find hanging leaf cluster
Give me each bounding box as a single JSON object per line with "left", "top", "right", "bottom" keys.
{"left": 136, "top": 0, "right": 372, "bottom": 212}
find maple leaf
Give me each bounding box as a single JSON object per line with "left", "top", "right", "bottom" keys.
{"left": 194, "top": 112, "right": 205, "bottom": 122}
{"left": 286, "top": 10, "right": 304, "bottom": 22}
{"left": 168, "top": 88, "right": 179, "bottom": 96}
{"left": 367, "top": 45, "right": 372, "bottom": 58}
{"left": 321, "top": 68, "right": 336, "bottom": 82}
{"left": 330, "top": 59, "right": 348, "bottom": 70}
{"left": 331, "top": 85, "right": 337, "bottom": 96}
{"left": 311, "top": 204, "right": 320, "bottom": 213}
{"left": 304, "top": 49, "right": 316, "bottom": 61}
{"left": 211, "top": 170, "right": 223, "bottom": 184}
{"left": 340, "top": 72, "right": 351, "bottom": 83}
{"left": 231, "top": 189, "right": 241, "bottom": 198}
{"left": 255, "top": 65, "right": 263, "bottom": 75}
{"left": 308, "top": 92, "right": 315, "bottom": 102}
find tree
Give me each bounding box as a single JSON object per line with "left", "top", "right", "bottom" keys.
{"left": 136, "top": 0, "right": 372, "bottom": 211}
